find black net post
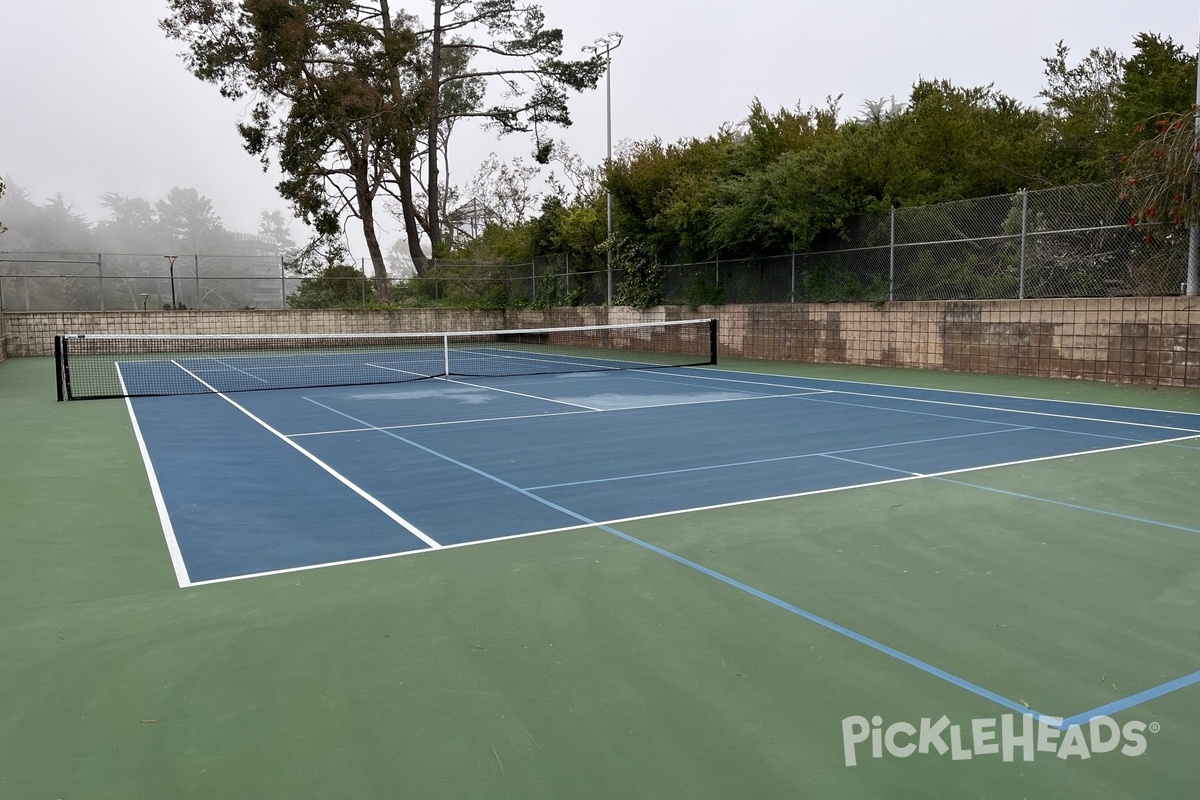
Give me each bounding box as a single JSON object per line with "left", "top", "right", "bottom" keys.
{"left": 54, "top": 335, "right": 66, "bottom": 402}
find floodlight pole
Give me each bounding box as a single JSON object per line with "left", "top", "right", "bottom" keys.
{"left": 1189, "top": 15, "right": 1200, "bottom": 295}
{"left": 165, "top": 255, "right": 178, "bottom": 309}
{"left": 584, "top": 32, "right": 623, "bottom": 305}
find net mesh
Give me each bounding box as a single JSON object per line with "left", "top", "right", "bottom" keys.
{"left": 55, "top": 319, "right": 718, "bottom": 400}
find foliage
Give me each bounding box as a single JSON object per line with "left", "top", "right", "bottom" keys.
{"left": 531, "top": 270, "right": 560, "bottom": 310}
{"left": 161, "top": 0, "right": 424, "bottom": 298}
{"left": 1114, "top": 34, "right": 1198, "bottom": 139}
{"left": 418, "top": 2, "right": 601, "bottom": 256}
{"left": 0, "top": 183, "right": 96, "bottom": 252}
{"left": 489, "top": 30, "right": 1194, "bottom": 282}
{"left": 162, "top": 0, "right": 599, "bottom": 290}
{"left": 155, "top": 187, "right": 229, "bottom": 252}
{"left": 1120, "top": 110, "right": 1198, "bottom": 237}
{"left": 682, "top": 271, "right": 723, "bottom": 309}
{"left": 607, "top": 235, "right": 663, "bottom": 309}
{"left": 287, "top": 264, "right": 375, "bottom": 308}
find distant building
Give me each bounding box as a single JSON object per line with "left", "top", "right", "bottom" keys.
{"left": 229, "top": 233, "right": 284, "bottom": 307}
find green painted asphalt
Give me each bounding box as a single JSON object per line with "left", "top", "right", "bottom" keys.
{"left": 2, "top": 356, "right": 1198, "bottom": 799}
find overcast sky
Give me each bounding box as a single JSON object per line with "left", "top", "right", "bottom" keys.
{"left": 2, "top": 0, "right": 1196, "bottom": 259}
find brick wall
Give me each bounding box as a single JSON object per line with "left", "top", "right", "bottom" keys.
{"left": 710, "top": 297, "right": 1200, "bottom": 386}
{"left": 6, "top": 297, "right": 1199, "bottom": 387}
{"left": 3, "top": 309, "right": 508, "bottom": 358}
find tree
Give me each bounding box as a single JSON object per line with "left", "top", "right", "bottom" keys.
{"left": 94, "top": 193, "right": 159, "bottom": 251}
{"left": 1039, "top": 40, "right": 1125, "bottom": 180}
{"left": 288, "top": 263, "right": 377, "bottom": 307}
{"left": 155, "top": 187, "right": 230, "bottom": 253}
{"left": 0, "top": 185, "right": 94, "bottom": 252}
{"left": 1121, "top": 111, "right": 1197, "bottom": 230}
{"left": 1110, "top": 35, "right": 1197, "bottom": 290}
{"left": 162, "top": 0, "right": 424, "bottom": 300}
{"left": 395, "top": 1, "right": 602, "bottom": 265}
{"left": 464, "top": 153, "right": 541, "bottom": 231}
{"left": 161, "top": 0, "right": 599, "bottom": 296}
{"left": 1114, "top": 33, "right": 1197, "bottom": 138}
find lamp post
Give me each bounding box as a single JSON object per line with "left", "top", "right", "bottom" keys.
{"left": 1188, "top": 14, "right": 1200, "bottom": 295}
{"left": 140, "top": 293, "right": 150, "bottom": 311}
{"left": 165, "top": 255, "right": 178, "bottom": 310}
{"left": 583, "top": 32, "right": 623, "bottom": 305}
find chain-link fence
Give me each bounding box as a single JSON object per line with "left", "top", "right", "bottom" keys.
{"left": 391, "top": 254, "right": 609, "bottom": 308}
{"left": 650, "top": 182, "right": 1188, "bottom": 304}
{"left": 0, "top": 252, "right": 295, "bottom": 314}
{"left": 0, "top": 251, "right": 610, "bottom": 315}
{"left": 1, "top": 183, "right": 1190, "bottom": 318}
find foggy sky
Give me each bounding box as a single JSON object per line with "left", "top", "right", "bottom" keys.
{"left": 1, "top": 0, "right": 1196, "bottom": 259}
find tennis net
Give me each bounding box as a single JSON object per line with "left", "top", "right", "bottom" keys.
{"left": 54, "top": 318, "right": 718, "bottom": 400}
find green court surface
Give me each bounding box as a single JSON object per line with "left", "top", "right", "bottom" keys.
{"left": 2, "top": 355, "right": 1199, "bottom": 799}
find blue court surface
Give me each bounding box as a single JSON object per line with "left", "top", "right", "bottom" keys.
{"left": 123, "top": 365, "right": 1200, "bottom": 587}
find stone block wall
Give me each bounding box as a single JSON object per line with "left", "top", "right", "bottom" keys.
{"left": 5, "top": 297, "right": 1199, "bottom": 387}
{"left": 712, "top": 296, "right": 1200, "bottom": 386}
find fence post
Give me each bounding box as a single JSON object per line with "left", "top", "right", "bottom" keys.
{"left": 97, "top": 253, "right": 105, "bottom": 311}
{"left": 564, "top": 253, "right": 570, "bottom": 297}
{"left": 715, "top": 254, "right": 720, "bottom": 288}
{"left": 1018, "top": 188, "right": 1028, "bottom": 300}
{"left": 790, "top": 252, "right": 796, "bottom": 303}
{"left": 888, "top": 207, "right": 896, "bottom": 302}
{"left": 194, "top": 255, "right": 201, "bottom": 308}
{"left": 280, "top": 255, "right": 286, "bottom": 308}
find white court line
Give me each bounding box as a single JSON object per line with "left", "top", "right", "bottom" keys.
{"left": 523, "top": 426, "right": 1030, "bottom": 491}
{"left": 632, "top": 369, "right": 1200, "bottom": 434}
{"left": 439, "top": 376, "right": 603, "bottom": 410}
{"left": 185, "top": 525, "right": 586, "bottom": 587}
{"left": 453, "top": 347, "right": 625, "bottom": 371}
{"left": 167, "top": 360, "right": 441, "bottom": 550}
{"left": 365, "top": 362, "right": 436, "bottom": 378}
{"left": 687, "top": 366, "right": 1200, "bottom": 424}
{"left": 434, "top": 374, "right": 820, "bottom": 412}
{"left": 184, "top": 427, "right": 1200, "bottom": 587}
{"left": 206, "top": 357, "right": 271, "bottom": 384}
{"left": 285, "top": 386, "right": 832, "bottom": 437}
{"left": 117, "top": 363, "right": 192, "bottom": 588}
{"left": 288, "top": 408, "right": 593, "bottom": 437}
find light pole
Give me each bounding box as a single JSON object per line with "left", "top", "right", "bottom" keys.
{"left": 583, "top": 32, "right": 623, "bottom": 305}
{"left": 1188, "top": 13, "right": 1200, "bottom": 295}
{"left": 140, "top": 293, "right": 150, "bottom": 311}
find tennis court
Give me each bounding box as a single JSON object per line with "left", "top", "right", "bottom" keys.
{"left": 3, "top": 324, "right": 1200, "bottom": 798}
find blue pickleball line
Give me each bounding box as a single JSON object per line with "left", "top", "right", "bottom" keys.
{"left": 300, "top": 395, "right": 1066, "bottom": 727}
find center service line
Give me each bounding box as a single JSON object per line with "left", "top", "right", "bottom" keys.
{"left": 168, "top": 361, "right": 441, "bottom": 550}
